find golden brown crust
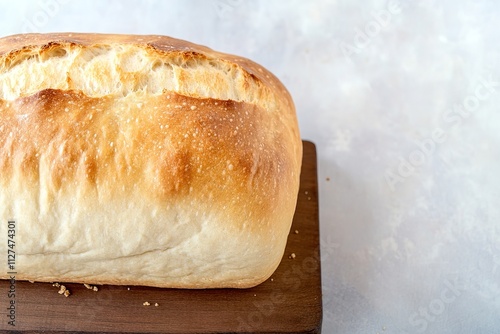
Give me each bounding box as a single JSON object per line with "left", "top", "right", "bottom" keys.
{"left": 0, "top": 90, "right": 290, "bottom": 226}
{"left": 0, "top": 33, "right": 301, "bottom": 288}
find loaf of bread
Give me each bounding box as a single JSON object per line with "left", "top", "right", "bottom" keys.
{"left": 0, "top": 33, "right": 302, "bottom": 288}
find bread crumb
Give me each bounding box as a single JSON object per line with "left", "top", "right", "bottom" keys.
{"left": 326, "top": 177, "right": 331, "bottom": 181}
{"left": 127, "top": 287, "right": 131, "bottom": 291}
{"left": 58, "top": 285, "right": 70, "bottom": 297}
{"left": 307, "top": 197, "right": 311, "bottom": 201}
{"left": 289, "top": 253, "right": 296, "bottom": 259}
{"left": 83, "top": 283, "right": 99, "bottom": 291}
{"left": 155, "top": 303, "right": 159, "bottom": 307}
{"left": 84, "top": 283, "right": 99, "bottom": 291}
{"left": 53, "top": 283, "right": 71, "bottom": 296}
{"left": 29, "top": 280, "right": 35, "bottom": 283}
{"left": 294, "top": 230, "right": 299, "bottom": 234}
{"left": 305, "top": 191, "right": 309, "bottom": 195}
{"left": 190, "top": 105, "right": 196, "bottom": 110}
{"left": 143, "top": 302, "right": 151, "bottom": 306}
{"left": 270, "top": 278, "right": 274, "bottom": 282}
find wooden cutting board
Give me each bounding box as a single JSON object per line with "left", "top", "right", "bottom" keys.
{"left": 0, "top": 141, "right": 322, "bottom": 334}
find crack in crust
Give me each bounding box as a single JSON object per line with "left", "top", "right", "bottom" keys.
{"left": 0, "top": 33, "right": 294, "bottom": 116}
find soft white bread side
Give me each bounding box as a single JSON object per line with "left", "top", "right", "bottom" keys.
{"left": 0, "top": 33, "right": 302, "bottom": 288}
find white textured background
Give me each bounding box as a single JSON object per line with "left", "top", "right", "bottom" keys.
{"left": 1, "top": 0, "right": 500, "bottom": 333}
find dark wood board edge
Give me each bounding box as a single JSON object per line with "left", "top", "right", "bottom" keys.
{"left": 300, "top": 140, "right": 323, "bottom": 334}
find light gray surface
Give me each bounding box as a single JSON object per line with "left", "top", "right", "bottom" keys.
{"left": 1, "top": 1, "right": 499, "bottom": 333}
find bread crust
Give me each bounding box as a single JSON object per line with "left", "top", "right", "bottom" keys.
{"left": 0, "top": 33, "right": 301, "bottom": 288}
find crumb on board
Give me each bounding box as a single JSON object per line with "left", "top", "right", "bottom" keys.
{"left": 289, "top": 253, "right": 296, "bottom": 259}
{"left": 143, "top": 301, "right": 151, "bottom": 306}
{"left": 307, "top": 197, "right": 311, "bottom": 201}
{"left": 84, "top": 283, "right": 99, "bottom": 292}
{"left": 270, "top": 278, "right": 274, "bottom": 282}
{"left": 305, "top": 191, "right": 309, "bottom": 195}
{"left": 56, "top": 285, "right": 70, "bottom": 297}
{"left": 29, "top": 280, "right": 35, "bottom": 283}
{"left": 155, "top": 303, "right": 159, "bottom": 307}
{"left": 52, "top": 283, "right": 70, "bottom": 297}
{"left": 127, "top": 287, "right": 131, "bottom": 290}
{"left": 57, "top": 285, "right": 66, "bottom": 294}
{"left": 294, "top": 230, "right": 299, "bottom": 234}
